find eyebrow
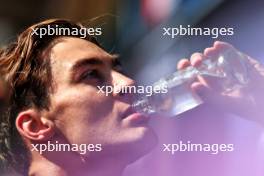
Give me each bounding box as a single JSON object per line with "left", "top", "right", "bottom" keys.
{"left": 71, "top": 55, "right": 122, "bottom": 70}
{"left": 71, "top": 58, "right": 104, "bottom": 72}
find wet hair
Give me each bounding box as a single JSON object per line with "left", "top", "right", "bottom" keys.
{"left": 0, "top": 19, "right": 100, "bottom": 175}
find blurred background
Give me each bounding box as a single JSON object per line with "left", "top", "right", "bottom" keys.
{"left": 0, "top": 0, "right": 264, "bottom": 175}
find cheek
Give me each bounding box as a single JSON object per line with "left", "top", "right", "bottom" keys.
{"left": 50, "top": 86, "right": 115, "bottom": 143}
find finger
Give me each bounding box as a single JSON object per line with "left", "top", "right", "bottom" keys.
{"left": 190, "top": 52, "right": 204, "bottom": 67}
{"left": 191, "top": 81, "right": 209, "bottom": 96}
{"left": 191, "top": 81, "right": 224, "bottom": 106}
{"left": 204, "top": 47, "right": 217, "bottom": 57}
{"left": 197, "top": 74, "right": 223, "bottom": 92}
{"left": 177, "top": 58, "right": 191, "bottom": 70}
{"left": 204, "top": 41, "right": 233, "bottom": 57}
{"left": 213, "top": 41, "right": 233, "bottom": 51}
{"left": 190, "top": 81, "right": 222, "bottom": 105}
{"left": 245, "top": 55, "right": 264, "bottom": 81}
{"left": 190, "top": 52, "right": 223, "bottom": 92}
{"left": 204, "top": 41, "right": 233, "bottom": 58}
{"left": 246, "top": 55, "right": 264, "bottom": 72}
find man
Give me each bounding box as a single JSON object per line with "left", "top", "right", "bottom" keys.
{"left": 0, "top": 19, "right": 263, "bottom": 176}
{"left": 0, "top": 19, "right": 157, "bottom": 176}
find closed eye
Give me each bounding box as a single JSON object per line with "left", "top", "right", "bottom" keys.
{"left": 80, "top": 69, "right": 104, "bottom": 84}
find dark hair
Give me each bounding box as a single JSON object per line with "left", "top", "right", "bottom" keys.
{"left": 0, "top": 19, "right": 100, "bottom": 175}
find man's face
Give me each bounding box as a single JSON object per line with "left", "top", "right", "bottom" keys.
{"left": 45, "top": 37, "right": 157, "bottom": 163}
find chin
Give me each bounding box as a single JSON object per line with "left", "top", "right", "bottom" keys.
{"left": 120, "top": 126, "right": 158, "bottom": 164}
{"left": 89, "top": 125, "right": 158, "bottom": 165}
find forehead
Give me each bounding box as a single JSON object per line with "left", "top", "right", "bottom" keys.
{"left": 47, "top": 37, "right": 113, "bottom": 81}
{"left": 49, "top": 37, "right": 112, "bottom": 65}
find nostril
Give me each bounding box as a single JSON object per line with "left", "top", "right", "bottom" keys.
{"left": 112, "top": 71, "right": 136, "bottom": 103}
{"left": 117, "top": 90, "right": 136, "bottom": 105}
{"left": 118, "top": 90, "right": 126, "bottom": 97}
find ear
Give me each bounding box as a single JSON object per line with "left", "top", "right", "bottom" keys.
{"left": 16, "top": 109, "right": 55, "bottom": 141}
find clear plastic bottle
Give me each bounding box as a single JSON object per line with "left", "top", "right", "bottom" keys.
{"left": 132, "top": 48, "right": 250, "bottom": 117}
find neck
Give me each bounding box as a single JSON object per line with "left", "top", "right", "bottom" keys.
{"left": 28, "top": 151, "right": 125, "bottom": 176}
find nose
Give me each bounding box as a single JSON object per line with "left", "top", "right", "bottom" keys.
{"left": 111, "top": 70, "right": 136, "bottom": 104}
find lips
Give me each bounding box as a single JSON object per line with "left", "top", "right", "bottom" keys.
{"left": 121, "top": 106, "right": 136, "bottom": 119}
{"left": 121, "top": 106, "right": 150, "bottom": 124}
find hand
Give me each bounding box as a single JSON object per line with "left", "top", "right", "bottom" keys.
{"left": 177, "top": 41, "right": 264, "bottom": 125}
